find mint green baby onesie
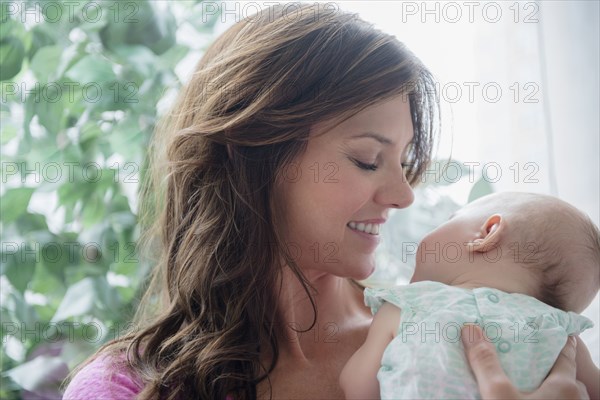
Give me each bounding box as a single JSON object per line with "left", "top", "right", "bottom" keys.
{"left": 364, "top": 281, "right": 594, "bottom": 400}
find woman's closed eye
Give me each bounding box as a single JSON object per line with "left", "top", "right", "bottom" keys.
{"left": 352, "top": 157, "right": 412, "bottom": 172}
{"left": 352, "top": 158, "right": 378, "bottom": 171}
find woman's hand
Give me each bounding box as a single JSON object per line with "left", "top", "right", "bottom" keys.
{"left": 461, "top": 324, "right": 589, "bottom": 399}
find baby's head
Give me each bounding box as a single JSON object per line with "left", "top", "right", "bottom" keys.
{"left": 410, "top": 192, "right": 600, "bottom": 313}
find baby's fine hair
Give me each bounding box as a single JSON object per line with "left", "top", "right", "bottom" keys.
{"left": 506, "top": 193, "right": 600, "bottom": 313}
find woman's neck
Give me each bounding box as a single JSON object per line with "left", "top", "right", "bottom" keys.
{"left": 270, "top": 267, "right": 370, "bottom": 362}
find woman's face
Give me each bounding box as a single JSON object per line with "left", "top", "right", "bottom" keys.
{"left": 277, "top": 95, "right": 415, "bottom": 280}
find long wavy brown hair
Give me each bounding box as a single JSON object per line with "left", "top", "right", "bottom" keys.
{"left": 65, "top": 3, "right": 439, "bottom": 399}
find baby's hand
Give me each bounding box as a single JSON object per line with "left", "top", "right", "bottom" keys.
{"left": 461, "top": 324, "right": 589, "bottom": 399}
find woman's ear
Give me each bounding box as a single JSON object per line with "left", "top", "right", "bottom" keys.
{"left": 467, "top": 214, "right": 504, "bottom": 253}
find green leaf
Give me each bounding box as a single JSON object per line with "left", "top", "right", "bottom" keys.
{"left": 0, "top": 2, "right": 12, "bottom": 24}
{"left": 51, "top": 278, "right": 96, "bottom": 321}
{"left": 132, "top": 2, "right": 177, "bottom": 56}
{"left": 1, "top": 287, "right": 39, "bottom": 328}
{"left": 14, "top": 212, "right": 49, "bottom": 233}
{"left": 56, "top": 43, "right": 85, "bottom": 79}
{"left": 4, "top": 355, "right": 67, "bottom": 392}
{"left": 93, "top": 276, "right": 121, "bottom": 314}
{"left": 468, "top": 175, "right": 494, "bottom": 203}
{"left": 1, "top": 121, "right": 17, "bottom": 144}
{"left": 22, "top": 86, "right": 35, "bottom": 139}
{"left": 79, "top": 121, "right": 103, "bottom": 144}
{"left": 35, "top": 84, "right": 66, "bottom": 135}
{"left": 0, "top": 36, "right": 25, "bottom": 81}
{"left": 1, "top": 187, "right": 35, "bottom": 224}
{"left": 65, "top": 54, "right": 116, "bottom": 84}
{"left": 109, "top": 114, "right": 143, "bottom": 155}
{"left": 51, "top": 276, "right": 120, "bottom": 322}
{"left": 57, "top": 180, "right": 94, "bottom": 208}
{"left": 157, "top": 43, "right": 189, "bottom": 70}
{"left": 26, "top": 25, "right": 56, "bottom": 60}
{"left": 30, "top": 45, "right": 62, "bottom": 84}
{"left": 38, "top": 240, "right": 70, "bottom": 284}
{"left": 78, "top": 4, "right": 109, "bottom": 33}
{"left": 31, "top": 258, "right": 65, "bottom": 296}
{"left": 113, "top": 44, "right": 156, "bottom": 80}
{"left": 2, "top": 243, "right": 37, "bottom": 293}
{"left": 81, "top": 193, "right": 105, "bottom": 228}
{"left": 100, "top": 1, "right": 176, "bottom": 56}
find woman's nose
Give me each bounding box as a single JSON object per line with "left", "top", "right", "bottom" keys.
{"left": 375, "top": 169, "right": 415, "bottom": 209}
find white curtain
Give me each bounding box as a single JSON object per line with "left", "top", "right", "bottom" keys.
{"left": 340, "top": 0, "right": 599, "bottom": 221}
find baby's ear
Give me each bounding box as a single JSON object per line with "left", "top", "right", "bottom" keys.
{"left": 467, "top": 214, "right": 504, "bottom": 253}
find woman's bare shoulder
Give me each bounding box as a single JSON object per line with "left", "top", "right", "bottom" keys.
{"left": 62, "top": 352, "right": 143, "bottom": 400}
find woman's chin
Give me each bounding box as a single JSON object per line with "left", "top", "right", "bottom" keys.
{"left": 350, "top": 263, "right": 376, "bottom": 281}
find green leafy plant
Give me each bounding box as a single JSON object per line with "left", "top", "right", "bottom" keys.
{"left": 0, "top": 1, "right": 220, "bottom": 398}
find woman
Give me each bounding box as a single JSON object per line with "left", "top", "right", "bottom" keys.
{"left": 63, "top": 3, "right": 586, "bottom": 399}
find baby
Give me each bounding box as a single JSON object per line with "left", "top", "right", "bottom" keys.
{"left": 340, "top": 192, "right": 600, "bottom": 399}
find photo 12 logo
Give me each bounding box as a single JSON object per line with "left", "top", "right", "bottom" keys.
{"left": 400, "top": 241, "right": 541, "bottom": 264}
{"left": 400, "top": 1, "right": 540, "bottom": 24}
{"left": 1, "top": 241, "right": 138, "bottom": 264}
{"left": 1, "top": 321, "right": 138, "bottom": 344}
{"left": 1, "top": 82, "right": 139, "bottom": 105}
{"left": 400, "top": 320, "right": 539, "bottom": 345}
{"left": 1, "top": 161, "right": 139, "bottom": 184}
{"left": 421, "top": 161, "right": 540, "bottom": 185}
{"left": 199, "top": 1, "right": 344, "bottom": 23}
{"left": 1, "top": 1, "right": 139, "bottom": 24}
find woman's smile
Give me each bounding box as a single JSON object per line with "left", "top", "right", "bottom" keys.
{"left": 347, "top": 221, "right": 382, "bottom": 235}
{"left": 347, "top": 219, "right": 384, "bottom": 252}
{"left": 346, "top": 223, "right": 381, "bottom": 249}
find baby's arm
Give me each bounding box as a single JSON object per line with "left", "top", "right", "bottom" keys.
{"left": 575, "top": 336, "right": 599, "bottom": 399}
{"left": 339, "top": 302, "right": 401, "bottom": 400}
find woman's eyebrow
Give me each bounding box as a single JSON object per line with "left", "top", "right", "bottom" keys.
{"left": 349, "top": 131, "right": 394, "bottom": 145}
